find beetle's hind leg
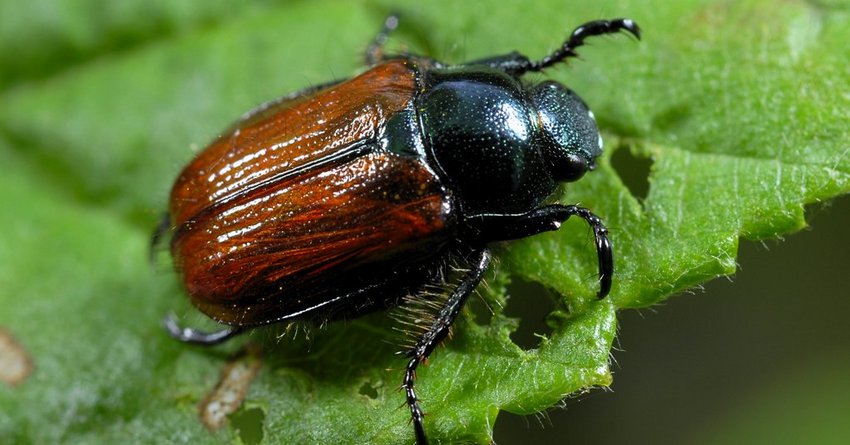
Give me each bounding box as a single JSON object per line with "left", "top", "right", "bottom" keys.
{"left": 365, "top": 14, "right": 400, "bottom": 65}
{"left": 164, "top": 313, "right": 244, "bottom": 346}
{"left": 401, "top": 248, "right": 491, "bottom": 445}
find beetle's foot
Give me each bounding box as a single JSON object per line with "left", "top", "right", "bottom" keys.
{"left": 163, "top": 313, "right": 244, "bottom": 346}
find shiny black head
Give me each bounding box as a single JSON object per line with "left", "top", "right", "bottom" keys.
{"left": 419, "top": 68, "right": 602, "bottom": 215}
{"left": 530, "top": 80, "right": 602, "bottom": 182}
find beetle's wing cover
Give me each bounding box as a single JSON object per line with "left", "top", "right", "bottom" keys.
{"left": 169, "top": 60, "right": 454, "bottom": 325}
{"left": 170, "top": 60, "right": 418, "bottom": 224}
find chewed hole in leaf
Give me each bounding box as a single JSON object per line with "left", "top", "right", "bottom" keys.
{"left": 610, "top": 144, "right": 652, "bottom": 201}
{"left": 358, "top": 380, "right": 380, "bottom": 399}
{"left": 229, "top": 406, "right": 266, "bottom": 445}
{"left": 504, "top": 279, "right": 558, "bottom": 350}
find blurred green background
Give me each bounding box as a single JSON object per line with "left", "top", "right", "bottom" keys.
{"left": 496, "top": 195, "right": 850, "bottom": 444}
{"left": 2, "top": 0, "right": 848, "bottom": 443}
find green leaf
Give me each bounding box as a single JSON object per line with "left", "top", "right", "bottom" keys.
{"left": 1, "top": 0, "right": 847, "bottom": 444}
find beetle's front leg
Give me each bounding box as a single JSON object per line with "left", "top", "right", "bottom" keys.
{"left": 465, "top": 205, "right": 613, "bottom": 297}
{"left": 464, "top": 51, "right": 535, "bottom": 76}
{"left": 466, "top": 18, "right": 640, "bottom": 76}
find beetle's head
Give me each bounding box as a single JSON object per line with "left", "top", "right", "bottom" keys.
{"left": 530, "top": 80, "right": 602, "bottom": 183}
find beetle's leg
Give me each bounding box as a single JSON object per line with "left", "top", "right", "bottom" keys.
{"left": 149, "top": 213, "right": 171, "bottom": 265}
{"left": 365, "top": 14, "right": 400, "bottom": 65}
{"left": 154, "top": 220, "right": 244, "bottom": 346}
{"left": 402, "top": 248, "right": 491, "bottom": 445}
{"left": 164, "top": 313, "right": 244, "bottom": 346}
{"left": 468, "top": 18, "right": 640, "bottom": 76}
{"left": 466, "top": 205, "right": 612, "bottom": 298}
{"left": 525, "top": 18, "right": 640, "bottom": 73}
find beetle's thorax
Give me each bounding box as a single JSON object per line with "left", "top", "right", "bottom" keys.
{"left": 417, "top": 67, "right": 557, "bottom": 215}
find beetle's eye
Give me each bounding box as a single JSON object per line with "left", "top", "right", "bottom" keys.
{"left": 548, "top": 148, "right": 589, "bottom": 182}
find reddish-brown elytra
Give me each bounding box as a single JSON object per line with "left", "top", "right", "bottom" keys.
{"left": 157, "top": 15, "right": 639, "bottom": 445}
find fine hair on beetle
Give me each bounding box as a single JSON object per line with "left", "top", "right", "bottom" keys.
{"left": 158, "top": 13, "right": 639, "bottom": 445}
{"left": 390, "top": 251, "right": 484, "bottom": 350}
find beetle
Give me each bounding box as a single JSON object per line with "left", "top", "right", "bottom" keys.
{"left": 157, "top": 15, "right": 639, "bottom": 445}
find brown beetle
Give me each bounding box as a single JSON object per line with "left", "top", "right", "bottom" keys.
{"left": 157, "top": 15, "right": 638, "bottom": 444}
